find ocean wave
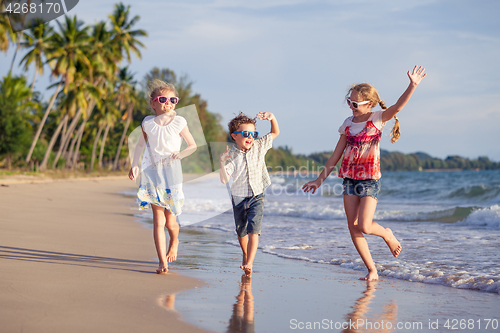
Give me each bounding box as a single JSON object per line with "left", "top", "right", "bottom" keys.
{"left": 265, "top": 202, "right": 479, "bottom": 223}
{"left": 374, "top": 206, "right": 478, "bottom": 223}
{"left": 260, "top": 249, "right": 500, "bottom": 294}
{"left": 264, "top": 201, "right": 345, "bottom": 220}
{"left": 447, "top": 184, "right": 500, "bottom": 201}
{"left": 455, "top": 205, "right": 500, "bottom": 229}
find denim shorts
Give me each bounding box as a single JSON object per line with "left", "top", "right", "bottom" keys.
{"left": 342, "top": 178, "right": 381, "bottom": 200}
{"left": 231, "top": 193, "right": 265, "bottom": 237}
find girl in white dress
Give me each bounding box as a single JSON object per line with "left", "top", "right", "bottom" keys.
{"left": 129, "top": 80, "right": 197, "bottom": 274}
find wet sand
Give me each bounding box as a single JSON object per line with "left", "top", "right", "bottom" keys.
{"left": 169, "top": 225, "right": 500, "bottom": 333}
{"left": 0, "top": 177, "right": 211, "bottom": 333}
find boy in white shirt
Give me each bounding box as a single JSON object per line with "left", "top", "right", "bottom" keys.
{"left": 219, "top": 112, "right": 280, "bottom": 275}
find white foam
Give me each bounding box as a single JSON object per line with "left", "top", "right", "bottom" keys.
{"left": 456, "top": 205, "right": 500, "bottom": 229}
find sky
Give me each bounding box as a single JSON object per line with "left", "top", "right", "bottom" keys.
{"left": 2, "top": 0, "right": 500, "bottom": 160}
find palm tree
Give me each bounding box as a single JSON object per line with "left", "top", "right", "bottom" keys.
{"left": 108, "top": 2, "right": 147, "bottom": 63}
{"left": 8, "top": 0, "right": 29, "bottom": 74}
{"left": 20, "top": 20, "right": 53, "bottom": 93}
{"left": 0, "top": 5, "right": 13, "bottom": 53}
{"left": 112, "top": 66, "right": 137, "bottom": 170}
{"left": 67, "top": 21, "right": 119, "bottom": 169}
{"left": 51, "top": 67, "right": 98, "bottom": 169}
{"left": 48, "top": 15, "right": 91, "bottom": 94}
{"left": 90, "top": 93, "right": 119, "bottom": 170}
{"left": 21, "top": 21, "right": 56, "bottom": 162}
{"left": 39, "top": 15, "right": 91, "bottom": 170}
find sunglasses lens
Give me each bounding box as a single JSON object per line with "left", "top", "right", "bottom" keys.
{"left": 170, "top": 97, "right": 179, "bottom": 104}
{"left": 252, "top": 132, "right": 258, "bottom": 139}
{"left": 158, "top": 97, "right": 167, "bottom": 103}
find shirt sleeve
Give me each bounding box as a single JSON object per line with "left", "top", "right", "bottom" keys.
{"left": 174, "top": 116, "right": 188, "bottom": 133}
{"left": 141, "top": 115, "right": 155, "bottom": 133}
{"left": 225, "top": 160, "right": 235, "bottom": 177}
{"left": 371, "top": 111, "right": 386, "bottom": 130}
{"left": 338, "top": 117, "right": 351, "bottom": 135}
{"left": 257, "top": 133, "right": 273, "bottom": 152}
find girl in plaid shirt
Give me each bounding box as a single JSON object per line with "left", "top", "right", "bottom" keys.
{"left": 303, "top": 66, "right": 427, "bottom": 281}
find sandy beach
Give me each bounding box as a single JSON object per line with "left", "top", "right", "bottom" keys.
{"left": 0, "top": 177, "right": 211, "bottom": 333}
{"left": 2, "top": 175, "right": 500, "bottom": 333}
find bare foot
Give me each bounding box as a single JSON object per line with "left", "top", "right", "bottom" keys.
{"left": 166, "top": 239, "right": 179, "bottom": 262}
{"left": 384, "top": 228, "right": 402, "bottom": 257}
{"left": 360, "top": 269, "right": 378, "bottom": 281}
{"left": 156, "top": 263, "right": 168, "bottom": 274}
{"left": 240, "top": 264, "right": 252, "bottom": 276}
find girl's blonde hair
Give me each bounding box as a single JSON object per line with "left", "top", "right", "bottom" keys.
{"left": 346, "top": 83, "right": 400, "bottom": 143}
{"left": 147, "top": 79, "right": 179, "bottom": 113}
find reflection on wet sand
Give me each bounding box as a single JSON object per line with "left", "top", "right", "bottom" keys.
{"left": 159, "top": 293, "right": 177, "bottom": 312}
{"left": 227, "top": 274, "right": 255, "bottom": 333}
{"left": 342, "top": 282, "right": 397, "bottom": 333}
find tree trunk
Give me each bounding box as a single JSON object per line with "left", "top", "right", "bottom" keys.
{"left": 98, "top": 123, "right": 111, "bottom": 169}
{"left": 70, "top": 129, "right": 83, "bottom": 170}
{"left": 9, "top": 33, "right": 21, "bottom": 74}
{"left": 25, "top": 81, "right": 62, "bottom": 163}
{"left": 52, "top": 108, "right": 82, "bottom": 169}
{"left": 65, "top": 130, "right": 78, "bottom": 168}
{"left": 29, "top": 63, "right": 38, "bottom": 96}
{"left": 91, "top": 125, "right": 103, "bottom": 171}
{"left": 70, "top": 99, "right": 97, "bottom": 169}
{"left": 39, "top": 114, "right": 68, "bottom": 171}
{"left": 113, "top": 115, "right": 131, "bottom": 170}
{"left": 6, "top": 153, "right": 11, "bottom": 170}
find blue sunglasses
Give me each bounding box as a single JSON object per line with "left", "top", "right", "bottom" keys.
{"left": 233, "top": 131, "right": 259, "bottom": 139}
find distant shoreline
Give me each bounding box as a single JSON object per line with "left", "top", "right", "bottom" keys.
{"left": 268, "top": 168, "right": 491, "bottom": 176}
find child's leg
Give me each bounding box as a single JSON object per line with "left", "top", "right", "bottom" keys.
{"left": 238, "top": 235, "right": 248, "bottom": 267}
{"left": 240, "top": 194, "right": 264, "bottom": 276}
{"left": 152, "top": 204, "right": 168, "bottom": 273}
{"left": 164, "top": 209, "right": 179, "bottom": 262}
{"left": 344, "top": 194, "right": 378, "bottom": 281}
{"left": 241, "top": 233, "right": 259, "bottom": 275}
{"left": 356, "top": 196, "right": 401, "bottom": 257}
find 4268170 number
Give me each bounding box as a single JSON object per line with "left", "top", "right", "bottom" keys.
{"left": 4, "top": 2, "right": 62, "bottom": 14}
{"left": 444, "top": 319, "right": 498, "bottom": 330}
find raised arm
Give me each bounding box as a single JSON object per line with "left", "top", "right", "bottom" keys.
{"left": 302, "top": 134, "right": 347, "bottom": 194}
{"left": 256, "top": 112, "right": 279, "bottom": 139}
{"left": 382, "top": 66, "right": 427, "bottom": 122}
{"left": 219, "top": 146, "right": 232, "bottom": 184}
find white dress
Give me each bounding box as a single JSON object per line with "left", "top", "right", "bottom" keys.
{"left": 137, "top": 115, "right": 187, "bottom": 215}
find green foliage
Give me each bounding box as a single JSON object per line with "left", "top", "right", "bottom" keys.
{"left": 264, "top": 147, "right": 500, "bottom": 172}
{"left": 0, "top": 75, "right": 36, "bottom": 168}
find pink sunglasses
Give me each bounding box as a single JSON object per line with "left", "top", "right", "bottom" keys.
{"left": 152, "top": 96, "right": 180, "bottom": 105}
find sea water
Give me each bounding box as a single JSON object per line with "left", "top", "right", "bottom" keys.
{"left": 132, "top": 169, "right": 500, "bottom": 294}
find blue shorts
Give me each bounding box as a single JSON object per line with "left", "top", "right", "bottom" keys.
{"left": 231, "top": 193, "right": 265, "bottom": 237}
{"left": 342, "top": 178, "right": 381, "bottom": 200}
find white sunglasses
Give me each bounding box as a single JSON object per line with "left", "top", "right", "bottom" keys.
{"left": 346, "top": 97, "right": 370, "bottom": 109}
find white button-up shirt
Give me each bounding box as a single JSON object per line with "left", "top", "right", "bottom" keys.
{"left": 224, "top": 133, "right": 273, "bottom": 198}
